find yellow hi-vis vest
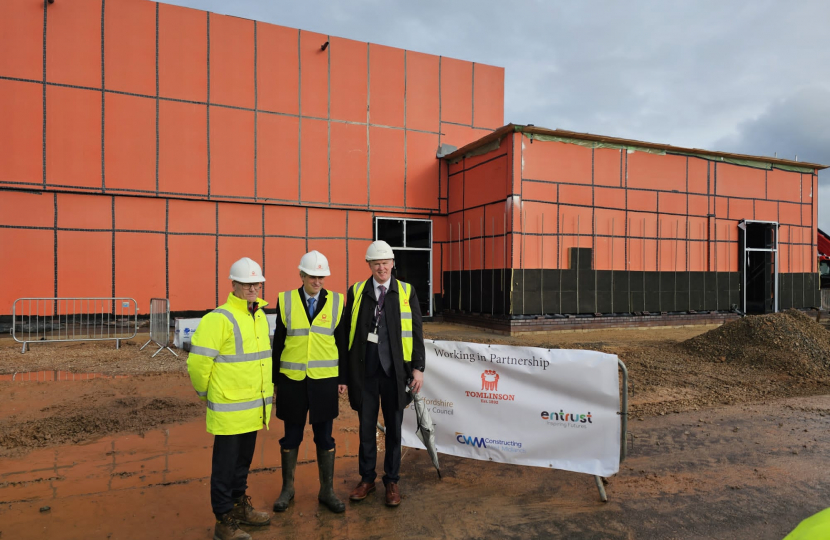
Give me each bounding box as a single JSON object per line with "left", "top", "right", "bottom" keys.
{"left": 278, "top": 289, "right": 344, "bottom": 381}
{"left": 186, "top": 293, "right": 274, "bottom": 436}
{"left": 348, "top": 279, "right": 413, "bottom": 362}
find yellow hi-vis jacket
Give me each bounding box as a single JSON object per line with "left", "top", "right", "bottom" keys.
{"left": 278, "top": 289, "right": 344, "bottom": 380}
{"left": 187, "top": 293, "right": 273, "bottom": 435}
{"left": 348, "top": 279, "right": 413, "bottom": 362}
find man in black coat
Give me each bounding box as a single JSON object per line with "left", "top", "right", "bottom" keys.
{"left": 345, "top": 240, "right": 426, "bottom": 507}
{"left": 271, "top": 250, "right": 347, "bottom": 514}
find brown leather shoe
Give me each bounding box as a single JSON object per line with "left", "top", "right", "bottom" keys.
{"left": 385, "top": 483, "right": 401, "bottom": 507}
{"left": 349, "top": 481, "right": 376, "bottom": 501}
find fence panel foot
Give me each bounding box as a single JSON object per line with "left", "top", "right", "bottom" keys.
{"left": 594, "top": 475, "right": 608, "bottom": 502}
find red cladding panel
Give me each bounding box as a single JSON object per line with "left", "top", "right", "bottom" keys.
{"left": 405, "top": 131, "right": 440, "bottom": 210}
{"left": 627, "top": 190, "right": 657, "bottom": 213}
{"left": 330, "top": 122, "right": 368, "bottom": 206}
{"left": 264, "top": 205, "right": 305, "bottom": 238}
{"left": 405, "top": 51, "right": 439, "bottom": 133}
{"left": 308, "top": 208, "right": 346, "bottom": 238}
{"left": 265, "top": 237, "right": 307, "bottom": 292}
{"left": 257, "top": 24, "right": 299, "bottom": 115}
{"left": 522, "top": 180, "right": 558, "bottom": 204}
{"left": 46, "top": 0, "right": 100, "bottom": 88}
{"left": 46, "top": 86, "right": 101, "bottom": 189}
{"left": 687, "top": 157, "right": 708, "bottom": 194}
{"left": 158, "top": 100, "right": 207, "bottom": 196}
{"left": 300, "top": 30, "right": 329, "bottom": 119}
{"left": 257, "top": 114, "right": 300, "bottom": 202}
{"left": 169, "top": 235, "right": 216, "bottom": 310}
{"left": 168, "top": 199, "right": 215, "bottom": 234}
{"left": 472, "top": 64, "right": 504, "bottom": 130}
{"left": 115, "top": 233, "right": 165, "bottom": 310}
{"left": 558, "top": 184, "right": 592, "bottom": 207}
{"left": 779, "top": 203, "right": 801, "bottom": 226}
{"left": 115, "top": 197, "right": 165, "bottom": 232}
{"left": 158, "top": 3, "right": 207, "bottom": 102}
{"left": 594, "top": 148, "right": 623, "bottom": 187}
{"left": 659, "top": 191, "right": 686, "bottom": 215}
{"left": 209, "top": 15, "right": 254, "bottom": 109}
{"left": 0, "top": 79, "right": 42, "bottom": 185}
{"left": 331, "top": 37, "right": 367, "bottom": 123}
{"left": 440, "top": 57, "right": 472, "bottom": 126}
{"left": 104, "top": 0, "right": 155, "bottom": 95}
{"left": 754, "top": 200, "right": 778, "bottom": 222}
{"left": 627, "top": 152, "right": 685, "bottom": 192}
{"left": 219, "top": 202, "right": 255, "bottom": 237}
{"left": 58, "top": 193, "right": 111, "bottom": 229}
{"left": 594, "top": 187, "right": 624, "bottom": 210}
{"left": 209, "top": 107, "right": 255, "bottom": 199}
{"left": 369, "top": 127, "right": 405, "bottom": 208}
{"left": 688, "top": 194, "right": 708, "bottom": 216}
{"left": 347, "top": 211, "right": 373, "bottom": 240}
{"left": 440, "top": 123, "right": 485, "bottom": 151}
{"left": 0, "top": 191, "right": 53, "bottom": 228}
{"left": 0, "top": 0, "right": 42, "bottom": 80}
{"left": 464, "top": 155, "right": 509, "bottom": 209}
{"left": 0, "top": 229, "right": 54, "bottom": 312}
{"left": 300, "top": 118, "right": 329, "bottom": 204}
{"left": 369, "top": 44, "right": 404, "bottom": 128}
{"left": 523, "top": 140, "right": 592, "bottom": 185}
{"left": 767, "top": 168, "right": 801, "bottom": 203}
{"left": 104, "top": 93, "right": 155, "bottom": 193}
{"left": 714, "top": 163, "right": 765, "bottom": 199}
{"left": 57, "top": 232, "right": 111, "bottom": 298}
{"left": 728, "top": 198, "right": 754, "bottom": 220}
{"left": 308, "top": 239, "right": 346, "bottom": 292}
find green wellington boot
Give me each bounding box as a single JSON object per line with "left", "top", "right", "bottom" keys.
{"left": 273, "top": 447, "right": 298, "bottom": 512}
{"left": 317, "top": 447, "right": 346, "bottom": 513}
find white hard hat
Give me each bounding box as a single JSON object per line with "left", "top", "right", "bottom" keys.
{"left": 365, "top": 240, "right": 395, "bottom": 261}
{"left": 299, "top": 250, "right": 331, "bottom": 277}
{"left": 229, "top": 257, "right": 266, "bottom": 283}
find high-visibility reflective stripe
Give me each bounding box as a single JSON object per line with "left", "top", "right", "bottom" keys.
{"left": 329, "top": 292, "right": 340, "bottom": 330}
{"left": 284, "top": 292, "right": 293, "bottom": 332}
{"left": 196, "top": 390, "right": 207, "bottom": 397}
{"left": 308, "top": 359, "right": 338, "bottom": 368}
{"left": 213, "top": 309, "right": 244, "bottom": 355}
{"left": 280, "top": 361, "right": 307, "bottom": 371}
{"left": 401, "top": 313, "right": 412, "bottom": 320}
{"left": 287, "top": 328, "right": 310, "bottom": 336}
{"left": 402, "top": 331, "right": 413, "bottom": 338}
{"left": 215, "top": 350, "right": 271, "bottom": 363}
{"left": 207, "top": 396, "right": 272, "bottom": 412}
{"left": 190, "top": 345, "right": 220, "bottom": 358}
{"left": 310, "top": 326, "right": 334, "bottom": 336}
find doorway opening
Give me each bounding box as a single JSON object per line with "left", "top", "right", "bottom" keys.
{"left": 374, "top": 218, "right": 433, "bottom": 317}
{"left": 739, "top": 220, "right": 778, "bottom": 314}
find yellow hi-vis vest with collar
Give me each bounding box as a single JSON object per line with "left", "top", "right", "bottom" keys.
{"left": 278, "top": 289, "right": 344, "bottom": 381}
{"left": 186, "top": 293, "right": 274, "bottom": 436}
{"left": 348, "top": 279, "right": 413, "bottom": 362}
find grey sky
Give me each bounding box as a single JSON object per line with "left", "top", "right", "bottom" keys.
{"left": 163, "top": 0, "right": 830, "bottom": 229}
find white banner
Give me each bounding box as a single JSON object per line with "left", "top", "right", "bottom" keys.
{"left": 174, "top": 315, "right": 277, "bottom": 349}
{"left": 401, "top": 340, "right": 621, "bottom": 477}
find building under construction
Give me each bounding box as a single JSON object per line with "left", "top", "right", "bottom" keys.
{"left": 1, "top": 0, "right": 825, "bottom": 331}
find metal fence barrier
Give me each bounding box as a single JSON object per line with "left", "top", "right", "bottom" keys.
{"left": 821, "top": 290, "right": 830, "bottom": 311}
{"left": 11, "top": 298, "right": 138, "bottom": 354}
{"left": 140, "top": 298, "right": 178, "bottom": 358}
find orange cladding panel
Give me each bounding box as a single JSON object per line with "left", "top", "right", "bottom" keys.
{"left": 264, "top": 205, "right": 305, "bottom": 238}
{"left": 405, "top": 51, "right": 439, "bottom": 133}
{"left": 464, "top": 155, "right": 509, "bottom": 208}
{"left": 168, "top": 199, "right": 215, "bottom": 234}
{"left": 767, "top": 168, "right": 801, "bottom": 203}
{"left": 46, "top": 86, "right": 100, "bottom": 189}
{"left": 594, "top": 148, "right": 623, "bottom": 187}
{"left": 158, "top": 3, "right": 207, "bottom": 102}
{"left": 472, "top": 64, "right": 504, "bottom": 130}
{"left": 115, "top": 233, "right": 165, "bottom": 310}
{"left": 627, "top": 151, "right": 685, "bottom": 192}
{"left": 558, "top": 184, "right": 592, "bottom": 207}
{"left": 595, "top": 208, "right": 626, "bottom": 236}
{"left": 309, "top": 239, "right": 347, "bottom": 293}
{"left": 347, "top": 211, "right": 373, "bottom": 240}
{"left": 714, "top": 197, "right": 728, "bottom": 219}
{"left": 348, "top": 239, "right": 370, "bottom": 286}
{"left": 522, "top": 140, "right": 592, "bottom": 184}
{"left": 257, "top": 114, "right": 300, "bottom": 202}
{"left": 405, "top": 131, "right": 440, "bottom": 210}
{"left": 0, "top": 0, "right": 42, "bottom": 80}
{"left": 688, "top": 194, "right": 708, "bottom": 217}
{"left": 330, "top": 122, "right": 368, "bottom": 206}
{"left": 593, "top": 186, "right": 624, "bottom": 210}
{"left": 300, "top": 30, "right": 329, "bottom": 119}
{"left": 209, "top": 14, "right": 254, "bottom": 109}
{"left": 369, "top": 44, "right": 404, "bottom": 128}
{"left": 265, "top": 237, "right": 307, "bottom": 291}
{"left": 440, "top": 123, "right": 485, "bottom": 151}
{"left": 104, "top": 0, "right": 155, "bottom": 95}
{"left": 58, "top": 193, "right": 110, "bottom": 230}
{"left": 57, "top": 231, "right": 111, "bottom": 298}
{"left": 104, "top": 93, "right": 155, "bottom": 193}
{"left": 627, "top": 190, "right": 657, "bottom": 213}
{"left": 308, "top": 208, "right": 346, "bottom": 238}
{"left": 331, "top": 37, "right": 367, "bottom": 123}
{"left": 257, "top": 24, "right": 299, "bottom": 115}
{"left": 659, "top": 191, "right": 686, "bottom": 215}
{"left": 115, "top": 197, "right": 165, "bottom": 232}
{"left": 158, "top": 100, "right": 207, "bottom": 196}
{"left": 754, "top": 200, "right": 778, "bottom": 222}
{"left": 728, "top": 198, "right": 754, "bottom": 220}
{"left": 369, "top": 127, "right": 405, "bottom": 208}
{"left": 687, "top": 157, "right": 708, "bottom": 194}
{"left": 801, "top": 174, "right": 813, "bottom": 206}
{"left": 0, "top": 79, "right": 42, "bottom": 185}
{"left": 714, "top": 163, "right": 765, "bottom": 199}
{"left": 300, "top": 118, "right": 329, "bottom": 204}
{"left": 440, "top": 57, "right": 472, "bottom": 126}
{"left": 802, "top": 204, "right": 812, "bottom": 228}
{"left": 779, "top": 202, "right": 801, "bottom": 226}
{"left": 169, "top": 235, "right": 216, "bottom": 310}
{"left": 218, "top": 236, "right": 263, "bottom": 291}
{"left": 0, "top": 230, "right": 54, "bottom": 310}
{"left": 210, "top": 107, "right": 255, "bottom": 199}
{"left": 522, "top": 181, "right": 558, "bottom": 204}
{"left": 46, "top": 0, "right": 100, "bottom": 88}
{"left": 219, "top": 202, "right": 256, "bottom": 237}
{"left": 0, "top": 191, "right": 53, "bottom": 228}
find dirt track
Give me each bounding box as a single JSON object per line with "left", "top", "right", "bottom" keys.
{"left": 1, "top": 315, "right": 829, "bottom": 539}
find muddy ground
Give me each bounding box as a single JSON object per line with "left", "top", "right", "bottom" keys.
{"left": 1, "top": 313, "right": 829, "bottom": 539}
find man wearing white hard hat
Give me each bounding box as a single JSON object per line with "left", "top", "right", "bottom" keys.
{"left": 345, "top": 240, "right": 426, "bottom": 507}
{"left": 271, "top": 250, "right": 348, "bottom": 514}
{"left": 187, "top": 257, "right": 273, "bottom": 540}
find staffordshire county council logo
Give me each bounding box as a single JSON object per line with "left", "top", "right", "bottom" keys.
{"left": 481, "top": 369, "right": 499, "bottom": 391}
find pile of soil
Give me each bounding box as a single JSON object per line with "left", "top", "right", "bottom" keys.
{"left": 0, "top": 395, "right": 202, "bottom": 457}
{"left": 681, "top": 309, "right": 830, "bottom": 377}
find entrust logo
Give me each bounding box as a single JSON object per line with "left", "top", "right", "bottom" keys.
{"left": 481, "top": 369, "right": 499, "bottom": 391}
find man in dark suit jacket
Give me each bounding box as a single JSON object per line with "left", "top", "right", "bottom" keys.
{"left": 271, "top": 250, "right": 347, "bottom": 514}
{"left": 345, "top": 240, "right": 426, "bottom": 507}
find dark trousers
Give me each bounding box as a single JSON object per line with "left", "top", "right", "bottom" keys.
{"left": 358, "top": 370, "right": 403, "bottom": 485}
{"left": 279, "top": 419, "right": 335, "bottom": 451}
{"left": 211, "top": 431, "right": 258, "bottom": 517}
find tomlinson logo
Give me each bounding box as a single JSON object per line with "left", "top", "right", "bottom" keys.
{"left": 456, "top": 433, "right": 487, "bottom": 448}
{"left": 321, "top": 314, "right": 328, "bottom": 320}
{"left": 481, "top": 369, "right": 499, "bottom": 391}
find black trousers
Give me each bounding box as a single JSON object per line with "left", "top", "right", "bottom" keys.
{"left": 211, "top": 431, "right": 258, "bottom": 517}
{"left": 358, "top": 370, "right": 403, "bottom": 485}
{"left": 280, "top": 419, "right": 335, "bottom": 451}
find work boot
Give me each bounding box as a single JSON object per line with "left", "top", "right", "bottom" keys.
{"left": 316, "top": 447, "right": 346, "bottom": 513}
{"left": 230, "top": 494, "right": 271, "bottom": 526}
{"left": 385, "top": 483, "right": 401, "bottom": 507}
{"left": 273, "top": 447, "right": 298, "bottom": 512}
{"left": 213, "top": 512, "right": 251, "bottom": 540}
